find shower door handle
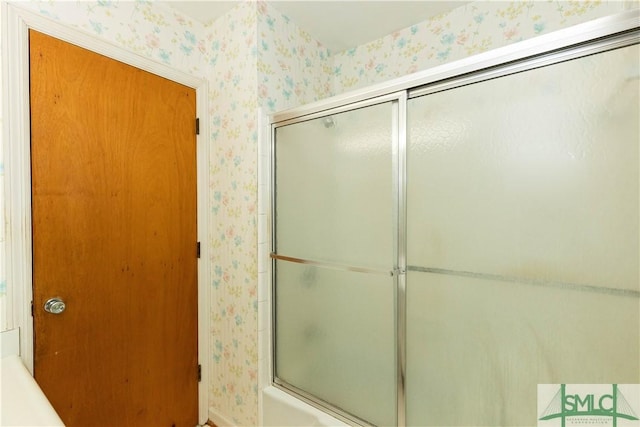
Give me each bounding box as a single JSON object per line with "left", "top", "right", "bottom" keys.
{"left": 44, "top": 297, "right": 66, "bottom": 314}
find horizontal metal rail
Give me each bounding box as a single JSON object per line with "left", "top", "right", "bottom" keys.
{"left": 408, "top": 266, "right": 640, "bottom": 298}
{"left": 271, "top": 253, "right": 393, "bottom": 276}
{"left": 408, "top": 28, "right": 639, "bottom": 99}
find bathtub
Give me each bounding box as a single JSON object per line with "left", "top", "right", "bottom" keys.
{"left": 262, "top": 386, "right": 350, "bottom": 427}
{"left": 0, "top": 329, "right": 65, "bottom": 426}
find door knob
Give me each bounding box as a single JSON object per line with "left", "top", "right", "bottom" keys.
{"left": 44, "top": 298, "right": 66, "bottom": 314}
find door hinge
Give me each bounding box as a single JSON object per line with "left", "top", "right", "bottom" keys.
{"left": 31, "top": 301, "right": 34, "bottom": 317}
{"left": 196, "top": 241, "right": 201, "bottom": 258}
{"left": 195, "top": 118, "right": 200, "bottom": 135}
{"left": 197, "top": 364, "right": 202, "bottom": 382}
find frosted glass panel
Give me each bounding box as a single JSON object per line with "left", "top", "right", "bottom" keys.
{"left": 275, "top": 261, "right": 396, "bottom": 426}
{"left": 275, "top": 102, "right": 394, "bottom": 269}
{"left": 407, "top": 44, "right": 639, "bottom": 289}
{"left": 406, "top": 272, "right": 640, "bottom": 426}
{"left": 406, "top": 44, "right": 640, "bottom": 425}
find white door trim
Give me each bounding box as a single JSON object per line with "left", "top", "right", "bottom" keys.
{"left": 1, "top": 3, "right": 211, "bottom": 424}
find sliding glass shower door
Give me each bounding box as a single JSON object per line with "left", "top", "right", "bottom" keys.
{"left": 405, "top": 44, "right": 640, "bottom": 425}
{"left": 272, "top": 23, "right": 639, "bottom": 427}
{"left": 273, "top": 101, "right": 398, "bottom": 426}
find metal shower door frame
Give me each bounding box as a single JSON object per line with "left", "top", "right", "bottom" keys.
{"left": 270, "top": 91, "right": 407, "bottom": 427}
{"left": 268, "top": 9, "right": 639, "bottom": 427}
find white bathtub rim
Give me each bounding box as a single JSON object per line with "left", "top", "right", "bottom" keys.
{"left": 0, "top": 354, "right": 65, "bottom": 426}
{"left": 262, "top": 385, "right": 351, "bottom": 427}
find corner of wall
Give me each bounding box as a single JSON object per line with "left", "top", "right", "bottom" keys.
{"left": 204, "top": 2, "right": 261, "bottom": 426}
{"left": 256, "top": 1, "right": 333, "bottom": 113}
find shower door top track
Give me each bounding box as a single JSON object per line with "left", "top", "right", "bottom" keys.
{"left": 271, "top": 10, "right": 639, "bottom": 125}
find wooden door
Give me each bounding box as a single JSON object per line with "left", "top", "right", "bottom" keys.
{"left": 29, "top": 30, "right": 199, "bottom": 427}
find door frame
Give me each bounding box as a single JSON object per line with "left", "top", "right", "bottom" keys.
{"left": 1, "top": 3, "right": 211, "bottom": 424}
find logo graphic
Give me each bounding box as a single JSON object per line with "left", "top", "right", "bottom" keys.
{"left": 538, "top": 384, "right": 640, "bottom": 427}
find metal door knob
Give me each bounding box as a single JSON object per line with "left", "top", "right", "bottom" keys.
{"left": 44, "top": 298, "right": 66, "bottom": 314}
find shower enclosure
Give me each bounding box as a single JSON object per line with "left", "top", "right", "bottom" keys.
{"left": 268, "top": 12, "right": 639, "bottom": 426}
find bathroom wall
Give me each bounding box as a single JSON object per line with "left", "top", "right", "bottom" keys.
{"left": 11, "top": 1, "right": 207, "bottom": 74}
{"left": 204, "top": 3, "right": 261, "bottom": 424}
{"left": 332, "top": 0, "right": 630, "bottom": 93}
{"left": 206, "top": 3, "right": 332, "bottom": 424}
{"left": 257, "top": 1, "right": 333, "bottom": 113}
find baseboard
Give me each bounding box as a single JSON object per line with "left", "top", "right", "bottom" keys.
{"left": 208, "top": 407, "right": 236, "bottom": 427}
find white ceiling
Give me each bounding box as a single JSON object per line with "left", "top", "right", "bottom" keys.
{"left": 165, "top": 1, "right": 468, "bottom": 52}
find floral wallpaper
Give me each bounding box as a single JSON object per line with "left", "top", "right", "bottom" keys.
{"left": 257, "top": 1, "right": 333, "bottom": 113}
{"left": 204, "top": 3, "right": 260, "bottom": 425}
{"left": 206, "top": 2, "right": 332, "bottom": 425}
{"left": 332, "top": 0, "right": 629, "bottom": 92}
{"left": 15, "top": 0, "right": 208, "bottom": 76}
{"left": 0, "top": 0, "right": 635, "bottom": 426}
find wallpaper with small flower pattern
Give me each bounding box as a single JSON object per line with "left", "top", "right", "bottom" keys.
{"left": 332, "top": 0, "right": 628, "bottom": 92}
{"left": 205, "top": 2, "right": 260, "bottom": 424}
{"left": 206, "top": 3, "right": 335, "bottom": 424}
{"left": 0, "top": 1, "right": 633, "bottom": 426}
{"left": 257, "top": 1, "right": 333, "bottom": 113}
